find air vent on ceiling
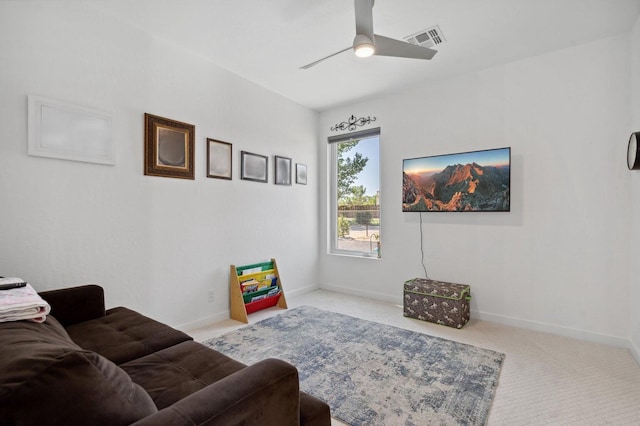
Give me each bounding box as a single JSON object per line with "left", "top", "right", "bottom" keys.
{"left": 404, "top": 25, "right": 446, "bottom": 49}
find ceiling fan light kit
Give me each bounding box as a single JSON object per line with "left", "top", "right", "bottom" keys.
{"left": 300, "top": 0, "right": 438, "bottom": 69}
{"left": 353, "top": 34, "right": 375, "bottom": 57}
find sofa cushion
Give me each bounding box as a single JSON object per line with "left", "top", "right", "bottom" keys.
{"left": 66, "top": 306, "right": 192, "bottom": 364}
{"left": 0, "top": 316, "right": 74, "bottom": 388}
{"left": 121, "top": 340, "right": 247, "bottom": 409}
{"left": 0, "top": 316, "right": 158, "bottom": 426}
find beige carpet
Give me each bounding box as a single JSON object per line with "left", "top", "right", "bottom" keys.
{"left": 188, "top": 289, "right": 640, "bottom": 426}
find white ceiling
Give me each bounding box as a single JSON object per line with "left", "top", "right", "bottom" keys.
{"left": 90, "top": 0, "right": 640, "bottom": 112}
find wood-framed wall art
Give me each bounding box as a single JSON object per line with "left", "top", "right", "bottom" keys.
{"left": 274, "top": 155, "right": 292, "bottom": 185}
{"left": 27, "top": 95, "right": 114, "bottom": 165}
{"left": 144, "top": 113, "right": 195, "bottom": 179}
{"left": 296, "top": 163, "right": 307, "bottom": 185}
{"left": 207, "top": 138, "right": 232, "bottom": 179}
{"left": 240, "top": 151, "right": 268, "bottom": 183}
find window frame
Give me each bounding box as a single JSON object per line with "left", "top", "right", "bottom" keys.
{"left": 328, "top": 127, "right": 381, "bottom": 258}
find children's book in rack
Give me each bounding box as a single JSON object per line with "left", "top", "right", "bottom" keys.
{"left": 230, "top": 258, "right": 288, "bottom": 323}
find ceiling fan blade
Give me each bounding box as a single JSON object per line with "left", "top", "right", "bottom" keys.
{"left": 354, "top": 0, "right": 375, "bottom": 39}
{"left": 299, "top": 47, "right": 352, "bottom": 69}
{"left": 373, "top": 34, "right": 437, "bottom": 60}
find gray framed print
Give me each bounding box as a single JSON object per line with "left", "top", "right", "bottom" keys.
{"left": 207, "top": 138, "right": 232, "bottom": 179}
{"left": 296, "top": 163, "right": 307, "bottom": 185}
{"left": 275, "top": 155, "right": 292, "bottom": 185}
{"left": 241, "top": 151, "right": 268, "bottom": 183}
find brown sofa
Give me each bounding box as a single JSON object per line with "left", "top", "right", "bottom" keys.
{"left": 0, "top": 285, "right": 331, "bottom": 425}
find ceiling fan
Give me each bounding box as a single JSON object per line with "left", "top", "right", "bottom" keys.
{"left": 300, "top": 0, "right": 437, "bottom": 70}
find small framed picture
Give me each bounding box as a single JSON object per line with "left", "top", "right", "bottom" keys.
{"left": 207, "top": 138, "right": 232, "bottom": 179}
{"left": 296, "top": 163, "right": 307, "bottom": 185}
{"left": 144, "top": 113, "right": 195, "bottom": 179}
{"left": 241, "top": 151, "right": 268, "bottom": 183}
{"left": 275, "top": 155, "right": 292, "bottom": 185}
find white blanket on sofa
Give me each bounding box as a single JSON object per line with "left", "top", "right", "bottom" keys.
{"left": 0, "top": 280, "right": 51, "bottom": 323}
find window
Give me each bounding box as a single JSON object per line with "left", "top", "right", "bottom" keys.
{"left": 329, "top": 128, "right": 380, "bottom": 257}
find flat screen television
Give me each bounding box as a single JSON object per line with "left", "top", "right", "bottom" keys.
{"left": 403, "top": 147, "right": 510, "bottom": 212}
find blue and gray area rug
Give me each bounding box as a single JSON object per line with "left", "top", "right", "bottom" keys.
{"left": 204, "top": 306, "right": 504, "bottom": 426}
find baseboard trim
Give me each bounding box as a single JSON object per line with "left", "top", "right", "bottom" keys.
{"left": 285, "top": 283, "right": 322, "bottom": 299}
{"left": 472, "top": 310, "right": 630, "bottom": 349}
{"left": 174, "top": 283, "right": 321, "bottom": 332}
{"left": 630, "top": 338, "right": 640, "bottom": 366}
{"left": 321, "top": 284, "right": 632, "bottom": 351}
{"left": 321, "top": 283, "right": 404, "bottom": 306}
{"left": 177, "top": 283, "right": 639, "bottom": 364}
{"left": 174, "top": 310, "right": 230, "bottom": 332}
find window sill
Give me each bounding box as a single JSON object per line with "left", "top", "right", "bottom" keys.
{"left": 328, "top": 251, "right": 381, "bottom": 260}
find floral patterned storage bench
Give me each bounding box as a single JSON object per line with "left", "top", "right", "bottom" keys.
{"left": 403, "top": 278, "right": 471, "bottom": 329}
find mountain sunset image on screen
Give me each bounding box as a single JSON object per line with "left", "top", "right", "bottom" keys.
{"left": 402, "top": 147, "right": 510, "bottom": 212}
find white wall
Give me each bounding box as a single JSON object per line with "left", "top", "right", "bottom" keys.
{"left": 0, "top": 2, "right": 319, "bottom": 329}
{"left": 1, "top": 1, "right": 636, "bottom": 353}
{"left": 319, "top": 35, "right": 632, "bottom": 347}
{"left": 630, "top": 15, "right": 640, "bottom": 363}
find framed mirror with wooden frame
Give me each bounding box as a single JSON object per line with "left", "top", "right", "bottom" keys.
{"left": 144, "top": 113, "right": 195, "bottom": 179}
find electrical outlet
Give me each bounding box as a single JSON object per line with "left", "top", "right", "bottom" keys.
{"left": 207, "top": 289, "right": 215, "bottom": 302}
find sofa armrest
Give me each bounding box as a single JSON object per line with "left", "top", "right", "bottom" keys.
{"left": 131, "top": 358, "right": 300, "bottom": 426}
{"left": 38, "top": 285, "right": 106, "bottom": 327}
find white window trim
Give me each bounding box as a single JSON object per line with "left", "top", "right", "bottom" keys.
{"left": 328, "top": 128, "right": 381, "bottom": 258}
